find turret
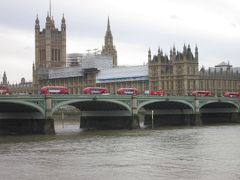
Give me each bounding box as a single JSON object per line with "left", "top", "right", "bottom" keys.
{"left": 195, "top": 45, "right": 198, "bottom": 61}
{"left": 173, "top": 45, "right": 176, "bottom": 55}
{"left": 158, "top": 47, "right": 161, "bottom": 61}
{"left": 51, "top": 16, "right": 55, "bottom": 29}
{"left": 61, "top": 14, "right": 66, "bottom": 31}
{"left": 35, "top": 15, "right": 40, "bottom": 32}
{"left": 45, "top": 13, "right": 51, "bottom": 29}
{"left": 158, "top": 47, "right": 161, "bottom": 55}
{"left": 183, "top": 44, "right": 187, "bottom": 53}
{"left": 148, "top": 48, "right": 151, "bottom": 62}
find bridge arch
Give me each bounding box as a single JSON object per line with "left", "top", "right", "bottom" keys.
{"left": 137, "top": 99, "right": 194, "bottom": 112}
{"left": 0, "top": 100, "right": 45, "bottom": 116}
{"left": 137, "top": 99, "right": 194, "bottom": 127}
{"left": 200, "top": 101, "right": 239, "bottom": 112}
{"left": 199, "top": 100, "right": 239, "bottom": 124}
{"left": 52, "top": 98, "right": 133, "bottom": 130}
{"left": 52, "top": 99, "right": 132, "bottom": 115}
{"left": 0, "top": 99, "right": 46, "bottom": 134}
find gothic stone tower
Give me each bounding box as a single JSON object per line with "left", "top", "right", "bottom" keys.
{"left": 33, "top": 13, "right": 66, "bottom": 92}
{"left": 1, "top": 71, "right": 8, "bottom": 85}
{"left": 101, "top": 17, "right": 117, "bottom": 66}
{"left": 148, "top": 48, "right": 173, "bottom": 94}
{"left": 172, "top": 44, "right": 199, "bottom": 95}
{"left": 148, "top": 44, "right": 199, "bottom": 96}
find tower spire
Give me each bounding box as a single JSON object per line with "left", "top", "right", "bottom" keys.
{"left": 49, "top": 0, "right": 52, "bottom": 17}
{"left": 107, "top": 16, "right": 110, "bottom": 31}
{"left": 101, "top": 17, "right": 117, "bottom": 66}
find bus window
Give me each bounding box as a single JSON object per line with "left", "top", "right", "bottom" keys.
{"left": 40, "top": 86, "right": 69, "bottom": 95}
{"left": 223, "top": 92, "right": 240, "bottom": 98}
{"left": 117, "top": 88, "right": 139, "bottom": 96}
{"left": 191, "top": 90, "right": 211, "bottom": 97}
{"left": 0, "top": 86, "right": 12, "bottom": 95}
{"left": 83, "top": 87, "right": 109, "bottom": 95}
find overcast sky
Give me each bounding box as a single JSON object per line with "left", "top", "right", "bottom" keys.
{"left": 0, "top": 0, "right": 240, "bottom": 83}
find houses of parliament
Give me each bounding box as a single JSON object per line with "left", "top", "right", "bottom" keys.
{"left": 1, "top": 13, "right": 240, "bottom": 96}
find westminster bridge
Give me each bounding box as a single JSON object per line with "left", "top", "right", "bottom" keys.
{"left": 0, "top": 95, "right": 239, "bottom": 134}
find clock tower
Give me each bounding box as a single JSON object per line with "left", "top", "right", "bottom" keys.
{"left": 101, "top": 17, "right": 118, "bottom": 66}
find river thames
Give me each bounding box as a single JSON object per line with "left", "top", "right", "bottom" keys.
{"left": 0, "top": 124, "right": 240, "bottom": 180}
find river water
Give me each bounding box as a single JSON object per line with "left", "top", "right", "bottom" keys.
{"left": 0, "top": 124, "right": 240, "bottom": 180}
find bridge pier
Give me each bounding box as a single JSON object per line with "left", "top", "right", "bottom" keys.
{"left": 43, "top": 117, "right": 55, "bottom": 134}
{"left": 130, "top": 97, "right": 140, "bottom": 129}
{"left": 193, "top": 113, "right": 202, "bottom": 126}
{"left": 231, "top": 113, "right": 240, "bottom": 123}
{"left": 130, "top": 114, "right": 140, "bottom": 129}
{"left": 183, "top": 114, "right": 191, "bottom": 126}
{"left": 44, "top": 96, "right": 55, "bottom": 134}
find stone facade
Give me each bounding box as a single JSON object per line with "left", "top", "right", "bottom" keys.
{"left": 32, "top": 13, "right": 66, "bottom": 93}
{"left": 199, "top": 62, "right": 240, "bottom": 96}
{"left": 148, "top": 45, "right": 199, "bottom": 96}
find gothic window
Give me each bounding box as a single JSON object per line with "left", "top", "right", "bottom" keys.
{"left": 51, "top": 49, "right": 54, "bottom": 61}
{"left": 55, "top": 49, "right": 58, "bottom": 61}
{"left": 58, "top": 49, "right": 61, "bottom": 62}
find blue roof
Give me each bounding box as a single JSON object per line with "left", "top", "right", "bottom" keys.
{"left": 97, "top": 65, "right": 148, "bottom": 83}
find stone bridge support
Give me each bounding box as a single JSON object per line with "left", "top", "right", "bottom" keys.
{"left": 193, "top": 99, "right": 202, "bottom": 126}
{"left": 44, "top": 96, "right": 55, "bottom": 134}
{"left": 230, "top": 113, "right": 240, "bottom": 123}
{"left": 131, "top": 97, "right": 140, "bottom": 129}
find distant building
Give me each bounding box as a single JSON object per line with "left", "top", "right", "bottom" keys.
{"left": 10, "top": 77, "right": 32, "bottom": 95}
{"left": 199, "top": 62, "right": 240, "bottom": 96}
{"left": 0, "top": 71, "right": 32, "bottom": 94}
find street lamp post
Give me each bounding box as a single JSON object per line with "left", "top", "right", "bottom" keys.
{"left": 151, "top": 110, "right": 154, "bottom": 129}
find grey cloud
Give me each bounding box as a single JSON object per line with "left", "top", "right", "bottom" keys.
{"left": 170, "top": 15, "right": 178, "bottom": 20}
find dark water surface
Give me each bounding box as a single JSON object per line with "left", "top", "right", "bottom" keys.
{"left": 0, "top": 124, "right": 240, "bottom": 180}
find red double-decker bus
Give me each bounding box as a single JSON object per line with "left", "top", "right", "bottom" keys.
{"left": 223, "top": 91, "right": 240, "bottom": 98}
{"left": 144, "top": 90, "right": 165, "bottom": 96}
{"left": 83, "top": 87, "right": 109, "bottom": 95}
{"left": 0, "top": 85, "right": 12, "bottom": 95}
{"left": 117, "top": 88, "right": 139, "bottom": 96}
{"left": 191, "top": 90, "right": 211, "bottom": 97}
{"left": 40, "top": 86, "right": 69, "bottom": 95}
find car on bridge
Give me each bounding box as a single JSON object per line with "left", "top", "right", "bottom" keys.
{"left": 40, "top": 86, "right": 69, "bottom": 95}
{"left": 223, "top": 91, "right": 240, "bottom": 98}
{"left": 117, "top": 88, "right": 139, "bottom": 96}
{"left": 83, "top": 87, "right": 109, "bottom": 95}
{"left": 0, "top": 85, "right": 12, "bottom": 95}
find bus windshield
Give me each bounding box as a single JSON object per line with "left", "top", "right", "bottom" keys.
{"left": 40, "top": 86, "right": 69, "bottom": 95}
{"left": 83, "top": 87, "right": 109, "bottom": 95}
{"left": 117, "top": 88, "right": 139, "bottom": 96}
